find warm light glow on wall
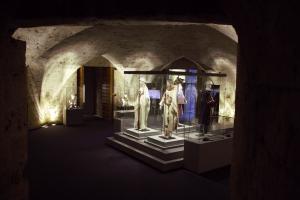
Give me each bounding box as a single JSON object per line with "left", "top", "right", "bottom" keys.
{"left": 49, "top": 107, "right": 58, "bottom": 122}
{"left": 39, "top": 52, "right": 81, "bottom": 124}
{"left": 104, "top": 52, "right": 162, "bottom": 107}
{"left": 40, "top": 106, "right": 59, "bottom": 124}
{"left": 212, "top": 57, "right": 236, "bottom": 118}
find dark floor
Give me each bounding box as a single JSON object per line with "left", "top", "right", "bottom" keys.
{"left": 28, "top": 119, "right": 230, "bottom": 200}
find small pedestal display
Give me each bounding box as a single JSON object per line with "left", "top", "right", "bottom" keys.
{"left": 63, "top": 92, "right": 83, "bottom": 126}
{"left": 63, "top": 108, "right": 83, "bottom": 126}
{"left": 145, "top": 135, "right": 184, "bottom": 149}
{"left": 124, "top": 127, "right": 159, "bottom": 139}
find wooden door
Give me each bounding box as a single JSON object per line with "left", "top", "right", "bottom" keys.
{"left": 100, "top": 67, "right": 114, "bottom": 119}
{"left": 77, "top": 66, "right": 114, "bottom": 119}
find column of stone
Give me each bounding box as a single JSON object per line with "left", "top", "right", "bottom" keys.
{"left": 0, "top": 24, "right": 28, "bottom": 200}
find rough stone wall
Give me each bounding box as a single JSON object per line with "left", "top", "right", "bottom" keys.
{"left": 230, "top": 1, "right": 300, "bottom": 200}
{"left": 0, "top": 26, "right": 28, "bottom": 200}
{"left": 13, "top": 26, "right": 90, "bottom": 128}
{"left": 13, "top": 23, "right": 237, "bottom": 127}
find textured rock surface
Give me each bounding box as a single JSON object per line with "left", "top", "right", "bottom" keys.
{"left": 13, "top": 26, "right": 91, "bottom": 127}
{"left": 230, "top": 1, "right": 300, "bottom": 200}
{"left": 13, "top": 22, "right": 237, "bottom": 127}
{"left": 0, "top": 26, "right": 28, "bottom": 200}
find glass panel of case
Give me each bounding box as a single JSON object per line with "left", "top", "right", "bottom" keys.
{"left": 65, "top": 86, "right": 79, "bottom": 109}
{"left": 114, "top": 73, "right": 164, "bottom": 139}
{"left": 113, "top": 69, "right": 233, "bottom": 142}
{"left": 184, "top": 72, "right": 234, "bottom": 142}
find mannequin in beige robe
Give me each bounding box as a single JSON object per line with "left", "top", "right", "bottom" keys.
{"left": 159, "top": 80, "right": 178, "bottom": 138}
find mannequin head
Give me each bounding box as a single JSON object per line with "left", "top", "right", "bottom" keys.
{"left": 174, "top": 77, "right": 183, "bottom": 85}
{"left": 205, "top": 84, "right": 212, "bottom": 91}
{"left": 205, "top": 80, "right": 214, "bottom": 90}
{"left": 166, "top": 79, "right": 174, "bottom": 90}
{"left": 139, "top": 77, "right": 147, "bottom": 87}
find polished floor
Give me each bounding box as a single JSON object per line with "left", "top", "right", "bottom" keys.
{"left": 28, "top": 119, "right": 230, "bottom": 200}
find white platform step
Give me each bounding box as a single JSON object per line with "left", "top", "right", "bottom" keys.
{"left": 113, "top": 133, "right": 183, "bottom": 160}
{"left": 145, "top": 135, "right": 184, "bottom": 149}
{"left": 124, "top": 127, "right": 160, "bottom": 139}
{"left": 106, "top": 136, "right": 183, "bottom": 172}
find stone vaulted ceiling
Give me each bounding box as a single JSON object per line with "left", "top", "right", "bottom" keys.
{"left": 13, "top": 20, "right": 237, "bottom": 126}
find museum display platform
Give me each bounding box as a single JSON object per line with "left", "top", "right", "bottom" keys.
{"left": 145, "top": 135, "right": 184, "bottom": 149}
{"left": 175, "top": 123, "right": 196, "bottom": 134}
{"left": 113, "top": 117, "right": 197, "bottom": 136}
{"left": 124, "top": 127, "right": 159, "bottom": 139}
{"left": 106, "top": 131, "right": 184, "bottom": 172}
{"left": 184, "top": 131, "right": 233, "bottom": 174}
{"left": 63, "top": 108, "right": 83, "bottom": 126}
{"left": 108, "top": 116, "right": 234, "bottom": 172}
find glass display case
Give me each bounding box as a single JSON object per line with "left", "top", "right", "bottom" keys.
{"left": 65, "top": 86, "right": 79, "bottom": 109}
{"left": 114, "top": 73, "right": 164, "bottom": 139}
{"left": 63, "top": 87, "right": 83, "bottom": 126}
{"left": 113, "top": 67, "right": 233, "bottom": 147}
{"left": 108, "top": 62, "right": 235, "bottom": 172}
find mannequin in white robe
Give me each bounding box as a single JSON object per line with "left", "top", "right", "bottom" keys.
{"left": 134, "top": 78, "right": 150, "bottom": 131}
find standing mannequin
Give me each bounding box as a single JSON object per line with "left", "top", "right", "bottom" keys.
{"left": 199, "top": 84, "right": 215, "bottom": 134}
{"left": 174, "top": 77, "right": 186, "bottom": 119}
{"left": 134, "top": 77, "right": 150, "bottom": 131}
{"left": 159, "top": 79, "right": 178, "bottom": 138}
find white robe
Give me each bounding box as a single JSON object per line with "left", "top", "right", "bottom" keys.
{"left": 134, "top": 84, "right": 150, "bottom": 130}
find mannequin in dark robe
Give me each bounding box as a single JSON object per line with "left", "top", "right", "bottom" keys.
{"left": 199, "top": 90, "right": 216, "bottom": 133}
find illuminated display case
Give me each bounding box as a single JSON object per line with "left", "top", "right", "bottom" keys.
{"left": 109, "top": 61, "right": 234, "bottom": 172}
{"left": 114, "top": 69, "right": 233, "bottom": 141}
{"left": 114, "top": 73, "right": 164, "bottom": 138}
{"left": 64, "top": 86, "right": 79, "bottom": 109}
{"left": 63, "top": 87, "right": 83, "bottom": 126}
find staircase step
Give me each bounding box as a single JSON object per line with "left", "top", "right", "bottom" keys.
{"left": 113, "top": 132, "right": 183, "bottom": 161}
{"left": 106, "top": 137, "right": 183, "bottom": 172}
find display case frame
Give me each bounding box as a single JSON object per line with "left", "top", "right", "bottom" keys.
{"left": 107, "top": 58, "right": 234, "bottom": 172}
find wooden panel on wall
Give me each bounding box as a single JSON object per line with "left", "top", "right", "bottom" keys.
{"left": 101, "top": 66, "right": 114, "bottom": 119}
{"left": 77, "top": 66, "right": 84, "bottom": 107}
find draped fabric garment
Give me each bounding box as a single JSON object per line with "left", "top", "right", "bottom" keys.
{"left": 134, "top": 84, "right": 150, "bottom": 130}
{"left": 182, "top": 83, "right": 197, "bottom": 122}
{"left": 176, "top": 83, "right": 186, "bottom": 117}
{"left": 160, "top": 86, "right": 178, "bottom": 137}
